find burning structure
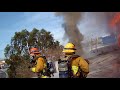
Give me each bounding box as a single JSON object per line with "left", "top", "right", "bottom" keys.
{"left": 55, "top": 12, "right": 120, "bottom": 58}
{"left": 87, "top": 12, "right": 120, "bottom": 58}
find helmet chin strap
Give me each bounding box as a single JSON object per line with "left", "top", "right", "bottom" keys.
{"left": 65, "top": 52, "right": 75, "bottom": 55}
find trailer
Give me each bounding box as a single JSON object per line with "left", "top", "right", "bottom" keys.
{"left": 100, "top": 35, "right": 117, "bottom": 45}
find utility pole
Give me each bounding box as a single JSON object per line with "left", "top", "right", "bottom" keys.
{"left": 90, "top": 36, "right": 98, "bottom": 53}
{"left": 96, "top": 37, "right": 98, "bottom": 52}
{"left": 91, "top": 38, "right": 92, "bottom": 51}
{"left": 90, "top": 37, "right": 94, "bottom": 51}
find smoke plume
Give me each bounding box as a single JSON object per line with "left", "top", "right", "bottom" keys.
{"left": 55, "top": 12, "right": 84, "bottom": 55}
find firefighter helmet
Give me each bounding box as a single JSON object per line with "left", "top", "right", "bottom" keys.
{"left": 29, "top": 47, "right": 40, "bottom": 54}
{"left": 62, "top": 43, "right": 76, "bottom": 53}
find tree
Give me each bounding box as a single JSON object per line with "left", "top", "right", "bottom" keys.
{"left": 4, "top": 28, "right": 63, "bottom": 78}
{"left": 4, "top": 44, "right": 11, "bottom": 59}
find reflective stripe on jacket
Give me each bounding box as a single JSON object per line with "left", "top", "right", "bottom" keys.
{"left": 71, "top": 56, "right": 89, "bottom": 77}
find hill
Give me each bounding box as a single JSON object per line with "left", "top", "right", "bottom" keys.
{"left": 87, "top": 49, "right": 120, "bottom": 78}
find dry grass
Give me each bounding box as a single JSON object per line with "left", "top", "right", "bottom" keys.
{"left": 15, "top": 60, "right": 34, "bottom": 78}
{"left": 42, "top": 47, "right": 63, "bottom": 61}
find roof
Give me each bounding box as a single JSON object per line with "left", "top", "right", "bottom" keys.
{"left": 0, "top": 61, "right": 5, "bottom": 65}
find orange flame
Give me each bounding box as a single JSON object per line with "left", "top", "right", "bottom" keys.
{"left": 117, "top": 34, "right": 120, "bottom": 47}
{"left": 110, "top": 12, "right": 120, "bottom": 28}
{"left": 109, "top": 12, "right": 120, "bottom": 48}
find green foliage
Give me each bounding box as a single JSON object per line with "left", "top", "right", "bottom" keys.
{"left": 4, "top": 28, "right": 63, "bottom": 78}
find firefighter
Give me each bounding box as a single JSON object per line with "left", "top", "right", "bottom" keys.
{"left": 29, "top": 47, "right": 50, "bottom": 78}
{"left": 58, "top": 43, "right": 89, "bottom": 78}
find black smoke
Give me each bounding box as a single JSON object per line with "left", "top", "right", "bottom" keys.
{"left": 56, "top": 12, "right": 84, "bottom": 55}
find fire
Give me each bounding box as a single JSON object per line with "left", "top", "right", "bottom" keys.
{"left": 117, "top": 34, "right": 120, "bottom": 47}
{"left": 110, "top": 12, "right": 120, "bottom": 28}
{"left": 110, "top": 12, "right": 120, "bottom": 48}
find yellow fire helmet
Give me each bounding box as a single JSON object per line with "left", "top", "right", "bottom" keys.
{"left": 62, "top": 43, "right": 76, "bottom": 53}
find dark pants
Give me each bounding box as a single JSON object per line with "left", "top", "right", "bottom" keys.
{"left": 59, "top": 71, "right": 69, "bottom": 78}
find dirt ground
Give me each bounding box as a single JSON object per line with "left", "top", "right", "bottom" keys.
{"left": 87, "top": 49, "right": 120, "bottom": 78}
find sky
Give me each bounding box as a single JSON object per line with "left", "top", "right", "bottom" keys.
{"left": 0, "top": 12, "right": 67, "bottom": 59}
{"left": 0, "top": 12, "right": 110, "bottom": 59}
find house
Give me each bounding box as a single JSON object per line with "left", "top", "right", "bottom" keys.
{"left": 0, "top": 61, "right": 6, "bottom": 69}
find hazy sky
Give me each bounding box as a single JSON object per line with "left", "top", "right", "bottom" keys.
{"left": 0, "top": 12, "right": 110, "bottom": 59}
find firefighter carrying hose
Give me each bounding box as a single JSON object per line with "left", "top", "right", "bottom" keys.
{"left": 58, "top": 43, "right": 89, "bottom": 78}
{"left": 29, "top": 47, "right": 50, "bottom": 78}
